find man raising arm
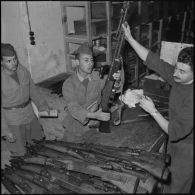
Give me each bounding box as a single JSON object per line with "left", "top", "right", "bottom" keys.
{"left": 122, "top": 22, "right": 193, "bottom": 193}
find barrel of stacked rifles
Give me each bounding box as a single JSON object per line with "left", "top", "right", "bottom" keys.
{"left": 2, "top": 140, "right": 171, "bottom": 194}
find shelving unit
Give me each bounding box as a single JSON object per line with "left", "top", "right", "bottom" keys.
{"left": 61, "top": 1, "right": 194, "bottom": 87}
{"left": 61, "top": 1, "right": 91, "bottom": 72}
{"left": 61, "top": 1, "right": 123, "bottom": 72}
{"left": 126, "top": 1, "right": 193, "bottom": 87}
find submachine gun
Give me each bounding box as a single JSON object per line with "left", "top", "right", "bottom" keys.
{"left": 99, "top": 1, "right": 130, "bottom": 133}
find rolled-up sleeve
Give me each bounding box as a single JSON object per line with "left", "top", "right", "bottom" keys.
{"left": 144, "top": 51, "right": 175, "bottom": 86}
{"left": 62, "top": 80, "right": 89, "bottom": 125}
{"left": 168, "top": 95, "right": 193, "bottom": 142}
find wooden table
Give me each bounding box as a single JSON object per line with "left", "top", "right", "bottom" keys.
{"left": 81, "top": 87, "right": 169, "bottom": 152}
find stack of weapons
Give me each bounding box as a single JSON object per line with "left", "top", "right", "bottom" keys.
{"left": 2, "top": 140, "right": 171, "bottom": 194}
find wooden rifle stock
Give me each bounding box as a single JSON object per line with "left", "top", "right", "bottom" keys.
{"left": 1, "top": 173, "right": 22, "bottom": 194}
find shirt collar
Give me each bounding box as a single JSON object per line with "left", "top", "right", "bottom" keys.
{"left": 76, "top": 69, "right": 92, "bottom": 82}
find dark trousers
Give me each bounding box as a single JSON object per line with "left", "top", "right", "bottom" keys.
{"left": 163, "top": 142, "right": 193, "bottom": 193}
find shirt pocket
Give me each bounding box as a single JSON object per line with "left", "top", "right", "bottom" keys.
{"left": 88, "top": 87, "right": 100, "bottom": 104}
{"left": 2, "top": 84, "right": 18, "bottom": 97}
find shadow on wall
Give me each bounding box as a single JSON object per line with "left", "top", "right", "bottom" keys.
{"left": 165, "top": 15, "right": 182, "bottom": 42}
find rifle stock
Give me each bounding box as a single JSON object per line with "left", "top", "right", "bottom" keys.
{"left": 3, "top": 169, "right": 48, "bottom": 194}
{"left": 1, "top": 175, "right": 22, "bottom": 194}
{"left": 33, "top": 140, "right": 170, "bottom": 181}
{"left": 14, "top": 168, "right": 68, "bottom": 194}
{"left": 3, "top": 140, "right": 171, "bottom": 193}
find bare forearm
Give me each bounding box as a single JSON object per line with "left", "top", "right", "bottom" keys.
{"left": 87, "top": 110, "right": 110, "bottom": 121}
{"left": 151, "top": 110, "right": 169, "bottom": 134}
{"left": 87, "top": 112, "right": 96, "bottom": 119}
{"left": 127, "top": 37, "right": 149, "bottom": 62}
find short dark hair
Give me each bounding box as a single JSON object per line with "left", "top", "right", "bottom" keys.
{"left": 177, "top": 47, "right": 194, "bottom": 71}
{"left": 1, "top": 43, "right": 16, "bottom": 60}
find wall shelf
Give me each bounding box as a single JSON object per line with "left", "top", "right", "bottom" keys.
{"left": 65, "top": 35, "right": 88, "bottom": 43}
{"left": 61, "top": 0, "right": 194, "bottom": 85}
{"left": 61, "top": 1, "right": 122, "bottom": 71}
{"left": 61, "top": 1, "right": 86, "bottom": 7}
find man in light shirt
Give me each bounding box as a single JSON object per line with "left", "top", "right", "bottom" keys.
{"left": 1, "top": 43, "right": 50, "bottom": 156}
{"left": 62, "top": 42, "right": 120, "bottom": 141}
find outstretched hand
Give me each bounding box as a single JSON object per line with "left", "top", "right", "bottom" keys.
{"left": 94, "top": 108, "right": 110, "bottom": 121}
{"left": 122, "top": 21, "right": 133, "bottom": 41}
{"left": 139, "top": 96, "right": 156, "bottom": 114}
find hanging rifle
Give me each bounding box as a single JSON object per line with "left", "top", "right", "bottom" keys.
{"left": 99, "top": 1, "right": 130, "bottom": 133}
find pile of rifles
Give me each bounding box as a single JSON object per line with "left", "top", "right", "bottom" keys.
{"left": 2, "top": 140, "right": 171, "bottom": 194}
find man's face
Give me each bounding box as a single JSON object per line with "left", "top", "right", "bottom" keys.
{"left": 78, "top": 53, "right": 94, "bottom": 74}
{"left": 1, "top": 55, "right": 18, "bottom": 72}
{"left": 173, "top": 62, "right": 193, "bottom": 84}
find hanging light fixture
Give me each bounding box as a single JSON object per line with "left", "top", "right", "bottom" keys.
{"left": 25, "top": 1, "right": 35, "bottom": 45}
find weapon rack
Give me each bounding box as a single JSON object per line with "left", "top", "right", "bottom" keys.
{"left": 61, "top": 1, "right": 194, "bottom": 87}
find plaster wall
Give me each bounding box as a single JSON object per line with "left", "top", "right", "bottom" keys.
{"left": 1, "top": 1, "right": 67, "bottom": 83}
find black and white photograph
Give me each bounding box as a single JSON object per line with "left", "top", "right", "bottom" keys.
{"left": 1, "top": 1, "right": 194, "bottom": 194}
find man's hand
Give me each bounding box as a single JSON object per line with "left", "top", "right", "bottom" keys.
{"left": 113, "top": 70, "right": 121, "bottom": 81}
{"left": 122, "top": 22, "right": 133, "bottom": 42}
{"left": 88, "top": 108, "right": 110, "bottom": 121}
{"left": 139, "top": 96, "right": 157, "bottom": 114}
{"left": 2, "top": 132, "right": 16, "bottom": 143}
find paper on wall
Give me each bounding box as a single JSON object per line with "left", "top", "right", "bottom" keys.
{"left": 160, "top": 41, "right": 193, "bottom": 66}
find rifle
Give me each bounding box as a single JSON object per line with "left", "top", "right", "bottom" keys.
{"left": 83, "top": 142, "right": 170, "bottom": 163}
{"left": 31, "top": 139, "right": 171, "bottom": 165}
{"left": 99, "top": 1, "right": 130, "bottom": 133}
{"left": 23, "top": 140, "right": 171, "bottom": 192}
{"left": 11, "top": 154, "right": 139, "bottom": 193}
{"left": 75, "top": 144, "right": 170, "bottom": 181}
{"left": 3, "top": 165, "right": 50, "bottom": 194}
{"left": 10, "top": 157, "right": 125, "bottom": 193}
{"left": 10, "top": 165, "right": 71, "bottom": 194}
{"left": 1, "top": 172, "right": 23, "bottom": 194}
{"left": 36, "top": 140, "right": 170, "bottom": 181}
{"left": 106, "top": 161, "right": 157, "bottom": 193}
{"left": 17, "top": 163, "right": 105, "bottom": 194}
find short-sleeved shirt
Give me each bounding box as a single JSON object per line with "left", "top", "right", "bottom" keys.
{"left": 1, "top": 64, "right": 48, "bottom": 126}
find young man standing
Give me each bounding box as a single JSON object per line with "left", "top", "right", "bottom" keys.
{"left": 62, "top": 42, "right": 120, "bottom": 141}
{"left": 122, "top": 22, "right": 193, "bottom": 193}
{"left": 1, "top": 43, "right": 50, "bottom": 156}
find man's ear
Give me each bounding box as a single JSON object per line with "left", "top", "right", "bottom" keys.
{"left": 75, "top": 59, "right": 80, "bottom": 66}
{"left": 72, "top": 59, "right": 80, "bottom": 69}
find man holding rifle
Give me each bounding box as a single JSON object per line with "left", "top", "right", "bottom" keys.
{"left": 62, "top": 43, "right": 121, "bottom": 141}
{"left": 122, "top": 22, "right": 193, "bottom": 193}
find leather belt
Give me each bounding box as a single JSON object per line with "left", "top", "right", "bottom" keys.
{"left": 3, "top": 99, "right": 31, "bottom": 110}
